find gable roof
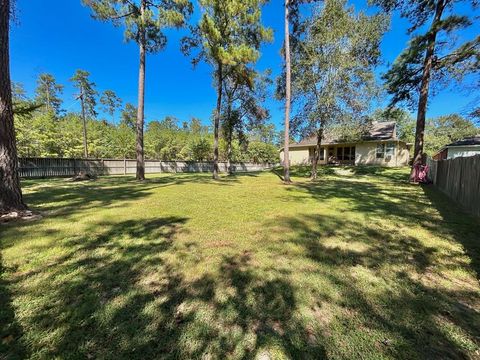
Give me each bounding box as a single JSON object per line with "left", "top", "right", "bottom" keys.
{"left": 445, "top": 135, "right": 480, "bottom": 147}
{"left": 289, "top": 121, "right": 398, "bottom": 148}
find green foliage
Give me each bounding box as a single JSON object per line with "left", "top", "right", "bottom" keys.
{"left": 291, "top": 0, "right": 388, "bottom": 139}
{"left": 34, "top": 73, "right": 64, "bottom": 114}
{"left": 100, "top": 90, "right": 122, "bottom": 122}
{"left": 120, "top": 103, "right": 138, "bottom": 129}
{"left": 70, "top": 69, "right": 98, "bottom": 118}
{"left": 246, "top": 141, "right": 278, "bottom": 163}
{"left": 424, "top": 113, "right": 479, "bottom": 155}
{"left": 82, "top": 0, "right": 193, "bottom": 53}
{"left": 372, "top": 0, "right": 480, "bottom": 108}
{"left": 182, "top": 0, "right": 272, "bottom": 68}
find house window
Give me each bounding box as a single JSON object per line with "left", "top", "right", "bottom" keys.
{"left": 376, "top": 144, "right": 385, "bottom": 159}
{"left": 320, "top": 148, "right": 325, "bottom": 160}
{"left": 337, "top": 147, "right": 344, "bottom": 160}
{"left": 386, "top": 143, "right": 395, "bottom": 156}
{"left": 351, "top": 146, "right": 356, "bottom": 160}
{"left": 344, "top": 147, "right": 351, "bottom": 160}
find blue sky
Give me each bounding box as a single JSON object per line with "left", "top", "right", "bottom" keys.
{"left": 10, "top": 0, "right": 479, "bottom": 130}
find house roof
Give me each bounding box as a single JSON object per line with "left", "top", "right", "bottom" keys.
{"left": 445, "top": 135, "right": 480, "bottom": 147}
{"left": 288, "top": 121, "right": 398, "bottom": 148}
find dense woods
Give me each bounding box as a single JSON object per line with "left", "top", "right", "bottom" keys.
{"left": 13, "top": 84, "right": 280, "bottom": 163}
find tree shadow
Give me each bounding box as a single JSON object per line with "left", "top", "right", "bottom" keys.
{"left": 0, "top": 253, "right": 28, "bottom": 360}
{"left": 6, "top": 214, "right": 328, "bottom": 359}
{"left": 285, "top": 177, "right": 438, "bottom": 226}
{"left": 348, "top": 166, "right": 410, "bottom": 182}
{"left": 421, "top": 185, "right": 480, "bottom": 280}
{"left": 263, "top": 213, "right": 480, "bottom": 358}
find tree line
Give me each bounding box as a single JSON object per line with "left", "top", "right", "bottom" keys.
{"left": 12, "top": 74, "right": 279, "bottom": 163}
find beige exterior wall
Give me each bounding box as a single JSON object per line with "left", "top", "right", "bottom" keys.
{"left": 280, "top": 147, "right": 311, "bottom": 165}
{"left": 281, "top": 141, "right": 410, "bottom": 167}
{"left": 355, "top": 141, "right": 409, "bottom": 167}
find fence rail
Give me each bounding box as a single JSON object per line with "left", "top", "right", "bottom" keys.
{"left": 18, "top": 157, "right": 276, "bottom": 179}
{"left": 427, "top": 155, "right": 480, "bottom": 217}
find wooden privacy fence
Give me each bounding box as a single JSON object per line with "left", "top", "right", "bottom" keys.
{"left": 18, "top": 157, "right": 276, "bottom": 178}
{"left": 427, "top": 155, "right": 480, "bottom": 217}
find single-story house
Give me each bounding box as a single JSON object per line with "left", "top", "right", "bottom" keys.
{"left": 432, "top": 135, "right": 480, "bottom": 160}
{"left": 280, "top": 121, "right": 411, "bottom": 167}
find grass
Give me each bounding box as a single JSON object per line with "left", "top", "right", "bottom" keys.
{"left": 1, "top": 167, "right": 479, "bottom": 359}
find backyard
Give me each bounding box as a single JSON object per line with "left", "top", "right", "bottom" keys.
{"left": 1, "top": 167, "right": 479, "bottom": 359}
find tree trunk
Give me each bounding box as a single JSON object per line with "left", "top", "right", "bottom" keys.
{"left": 283, "top": 0, "right": 292, "bottom": 183}
{"left": 213, "top": 64, "right": 223, "bottom": 180}
{"left": 136, "top": 0, "right": 146, "bottom": 181}
{"left": 226, "top": 97, "right": 233, "bottom": 176}
{"left": 410, "top": 0, "right": 445, "bottom": 181}
{"left": 311, "top": 127, "right": 323, "bottom": 181}
{"left": 226, "top": 129, "right": 233, "bottom": 175}
{"left": 0, "top": 0, "right": 27, "bottom": 213}
{"left": 80, "top": 86, "right": 88, "bottom": 159}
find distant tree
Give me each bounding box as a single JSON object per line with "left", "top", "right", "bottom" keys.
{"left": 247, "top": 141, "right": 279, "bottom": 163}
{"left": 222, "top": 68, "right": 270, "bottom": 174}
{"left": 425, "top": 114, "right": 479, "bottom": 155}
{"left": 182, "top": 0, "right": 272, "bottom": 179}
{"left": 35, "top": 73, "right": 64, "bottom": 114}
{"left": 71, "top": 69, "right": 98, "bottom": 158}
{"left": 120, "top": 103, "right": 137, "bottom": 130}
{"left": 11, "top": 81, "right": 26, "bottom": 102}
{"left": 292, "top": 0, "right": 387, "bottom": 179}
{"left": 100, "top": 90, "right": 122, "bottom": 123}
{"left": 71, "top": 70, "right": 98, "bottom": 118}
{"left": 112, "top": 123, "right": 136, "bottom": 159}
{"left": 371, "top": 0, "right": 480, "bottom": 179}
{"left": 1, "top": 0, "right": 27, "bottom": 213}
{"left": 83, "top": 0, "right": 193, "bottom": 180}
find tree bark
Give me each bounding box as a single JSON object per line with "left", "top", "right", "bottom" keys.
{"left": 0, "top": 0, "right": 27, "bottom": 213}
{"left": 283, "top": 0, "right": 292, "bottom": 183}
{"left": 311, "top": 127, "right": 323, "bottom": 181}
{"left": 136, "top": 0, "right": 146, "bottom": 181}
{"left": 410, "top": 0, "right": 445, "bottom": 181}
{"left": 226, "top": 96, "right": 233, "bottom": 176}
{"left": 213, "top": 64, "right": 223, "bottom": 180}
{"left": 80, "top": 86, "right": 88, "bottom": 159}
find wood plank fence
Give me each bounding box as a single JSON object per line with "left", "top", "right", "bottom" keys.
{"left": 18, "top": 157, "right": 277, "bottom": 179}
{"left": 427, "top": 155, "right": 480, "bottom": 217}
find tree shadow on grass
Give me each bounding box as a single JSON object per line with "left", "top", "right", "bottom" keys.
{"left": 263, "top": 213, "right": 480, "bottom": 359}
{"left": 285, "top": 177, "right": 438, "bottom": 225}
{"left": 0, "top": 254, "right": 28, "bottom": 360}
{"left": 6, "top": 215, "right": 327, "bottom": 359}
{"left": 421, "top": 185, "right": 480, "bottom": 280}
{"left": 347, "top": 166, "right": 410, "bottom": 182}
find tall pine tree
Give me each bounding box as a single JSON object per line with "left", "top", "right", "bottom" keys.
{"left": 371, "top": 0, "right": 480, "bottom": 180}
{"left": 182, "top": 0, "right": 272, "bottom": 179}
{"left": 0, "top": 0, "right": 27, "bottom": 213}
{"left": 83, "top": 0, "right": 193, "bottom": 180}
{"left": 35, "top": 73, "right": 64, "bottom": 114}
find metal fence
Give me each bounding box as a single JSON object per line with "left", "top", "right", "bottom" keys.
{"left": 18, "top": 157, "right": 277, "bottom": 179}
{"left": 427, "top": 155, "right": 480, "bottom": 217}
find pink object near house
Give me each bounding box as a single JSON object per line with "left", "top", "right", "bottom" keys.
{"left": 411, "top": 164, "right": 429, "bottom": 183}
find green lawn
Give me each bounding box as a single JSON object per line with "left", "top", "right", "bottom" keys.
{"left": 1, "top": 167, "right": 479, "bottom": 359}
